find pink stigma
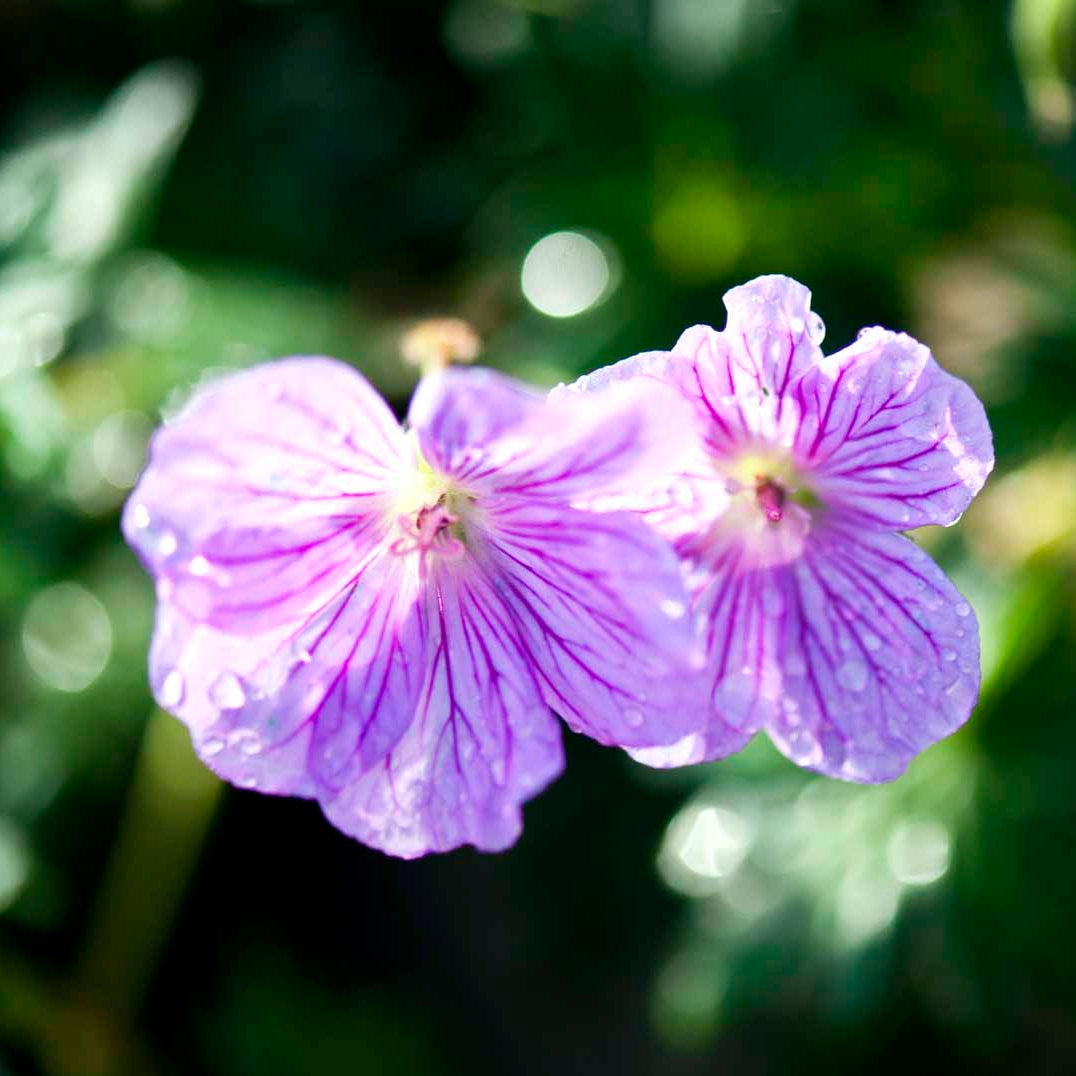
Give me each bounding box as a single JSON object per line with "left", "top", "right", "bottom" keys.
{"left": 755, "top": 477, "right": 786, "bottom": 523}
{"left": 391, "top": 502, "right": 465, "bottom": 559}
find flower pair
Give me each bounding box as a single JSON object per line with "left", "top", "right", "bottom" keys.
{"left": 124, "top": 275, "right": 993, "bottom": 858}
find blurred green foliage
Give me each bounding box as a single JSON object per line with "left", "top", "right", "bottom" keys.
{"left": 1, "top": 1, "right": 1076, "bottom": 1074}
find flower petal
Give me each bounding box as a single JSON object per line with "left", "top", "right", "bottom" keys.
{"left": 673, "top": 274, "right": 824, "bottom": 402}
{"left": 149, "top": 550, "right": 428, "bottom": 798}
{"left": 408, "top": 366, "right": 546, "bottom": 476}
{"left": 645, "top": 532, "right": 788, "bottom": 762}
{"left": 123, "top": 358, "right": 406, "bottom": 631}
{"left": 412, "top": 365, "right": 698, "bottom": 502}
{"left": 791, "top": 329, "right": 994, "bottom": 529}
{"left": 321, "top": 563, "right": 564, "bottom": 858}
{"left": 481, "top": 501, "right": 729, "bottom": 751}
{"left": 769, "top": 526, "right": 980, "bottom": 781}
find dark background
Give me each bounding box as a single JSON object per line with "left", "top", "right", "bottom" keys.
{"left": 1, "top": 1, "right": 1075, "bottom": 1074}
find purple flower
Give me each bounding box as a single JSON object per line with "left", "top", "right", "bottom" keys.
{"left": 124, "top": 359, "right": 706, "bottom": 857}
{"left": 566, "top": 275, "right": 994, "bottom": 780}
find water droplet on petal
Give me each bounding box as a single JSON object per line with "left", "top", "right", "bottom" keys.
{"left": 786, "top": 727, "right": 821, "bottom": 765}
{"left": 188, "top": 555, "right": 211, "bottom": 577}
{"left": 159, "top": 669, "right": 185, "bottom": 708}
{"left": 490, "top": 757, "right": 507, "bottom": 786}
{"left": 227, "top": 729, "right": 263, "bottom": 755}
{"left": 942, "top": 648, "right": 957, "bottom": 662}
{"left": 131, "top": 504, "right": 151, "bottom": 529}
{"left": 863, "top": 633, "right": 882, "bottom": 651}
{"left": 238, "top": 774, "right": 259, "bottom": 789}
{"left": 955, "top": 601, "right": 971, "bottom": 618}
{"left": 209, "top": 671, "right": 246, "bottom": 710}
{"left": 807, "top": 312, "right": 825, "bottom": 345}
{"left": 624, "top": 708, "right": 645, "bottom": 728}
{"left": 202, "top": 737, "right": 224, "bottom": 757}
{"left": 157, "top": 530, "right": 178, "bottom": 557}
{"left": 836, "top": 659, "right": 869, "bottom": 692}
{"left": 659, "top": 598, "right": 686, "bottom": 619}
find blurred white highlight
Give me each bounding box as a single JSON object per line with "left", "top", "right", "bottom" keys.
{"left": 0, "top": 819, "right": 30, "bottom": 913}
{"left": 521, "top": 231, "right": 614, "bottom": 317}
{"left": 48, "top": 62, "right": 199, "bottom": 261}
{"left": 887, "top": 819, "right": 951, "bottom": 886}
{"left": 444, "top": 0, "right": 531, "bottom": 67}
{"left": 22, "top": 582, "right": 113, "bottom": 693}
{"left": 92, "top": 410, "right": 153, "bottom": 490}
{"left": 660, "top": 801, "right": 754, "bottom": 896}
{"left": 108, "top": 252, "right": 190, "bottom": 344}
{"left": 836, "top": 867, "right": 901, "bottom": 945}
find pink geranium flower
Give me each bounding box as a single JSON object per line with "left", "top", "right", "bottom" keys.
{"left": 124, "top": 360, "right": 709, "bottom": 857}
{"left": 566, "top": 275, "right": 994, "bottom": 781}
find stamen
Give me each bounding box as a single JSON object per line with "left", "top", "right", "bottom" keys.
{"left": 400, "top": 318, "right": 481, "bottom": 376}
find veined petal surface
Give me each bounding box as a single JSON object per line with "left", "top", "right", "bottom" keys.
{"left": 408, "top": 366, "right": 546, "bottom": 477}
{"left": 322, "top": 564, "right": 564, "bottom": 857}
{"left": 769, "top": 526, "right": 980, "bottom": 781}
{"left": 149, "top": 550, "right": 428, "bottom": 797}
{"left": 481, "top": 501, "right": 733, "bottom": 751}
{"left": 789, "top": 329, "right": 994, "bottom": 529}
{"left": 412, "top": 365, "right": 699, "bottom": 503}
{"left": 674, "top": 275, "right": 824, "bottom": 404}
{"left": 124, "top": 358, "right": 408, "bottom": 631}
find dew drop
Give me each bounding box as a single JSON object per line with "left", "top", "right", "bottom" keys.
{"left": 659, "top": 598, "right": 686, "bottom": 619}
{"left": 807, "top": 312, "right": 826, "bottom": 345}
{"left": 238, "top": 774, "right": 259, "bottom": 789}
{"left": 202, "top": 737, "right": 224, "bottom": 757}
{"left": 159, "top": 669, "right": 185, "bottom": 708}
{"left": 955, "top": 601, "right": 971, "bottom": 618}
{"left": 228, "top": 729, "right": 263, "bottom": 756}
{"left": 131, "top": 504, "right": 151, "bottom": 529}
{"left": 157, "top": 530, "right": 178, "bottom": 557}
{"left": 188, "top": 555, "right": 211, "bottom": 577}
{"left": 209, "top": 671, "right": 246, "bottom": 710}
{"left": 624, "top": 708, "right": 645, "bottom": 728}
{"left": 490, "top": 758, "right": 506, "bottom": 786}
{"left": 786, "top": 727, "right": 820, "bottom": 765}
{"left": 941, "top": 648, "right": 957, "bottom": 662}
{"left": 863, "top": 633, "right": 882, "bottom": 651}
{"left": 836, "top": 659, "right": 869, "bottom": 692}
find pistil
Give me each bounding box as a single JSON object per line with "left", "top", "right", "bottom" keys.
{"left": 755, "top": 477, "right": 786, "bottom": 523}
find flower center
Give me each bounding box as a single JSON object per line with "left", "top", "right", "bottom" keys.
{"left": 390, "top": 494, "right": 467, "bottom": 561}
{"left": 719, "top": 451, "right": 819, "bottom": 521}
{"left": 755, "top": 476, "right": 786, "bottom": 523}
